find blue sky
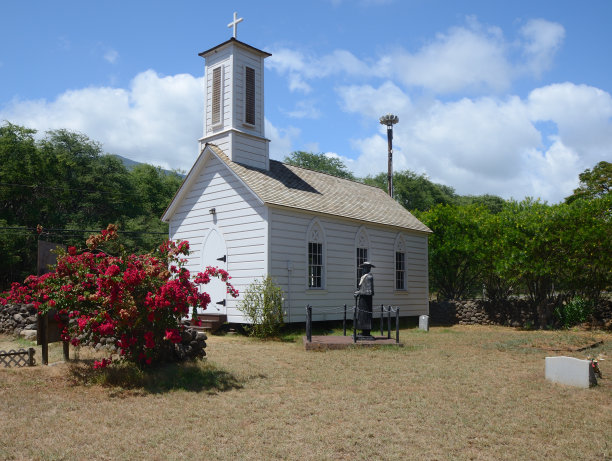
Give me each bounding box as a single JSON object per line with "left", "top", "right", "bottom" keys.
{"left": 1, "top": 0, "right": 611, "bottom": 203}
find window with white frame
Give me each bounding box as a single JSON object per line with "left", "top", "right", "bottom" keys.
{"left": 308, "top": 242, "right": 323, "bottom": 288}
{"left": 395, "top": 251, "right": 405, "bottom": 290}
{"left": 394, "top": 234, "right": 406, "bottom": 290}
{"left": 356, "top": 247, "right": 368, "bottom": 287}
{"left": 307, "top": 221, "right": 325, "bottom": 289}
{"left": 355, "top": 227, "right": 370, "bottom": 287}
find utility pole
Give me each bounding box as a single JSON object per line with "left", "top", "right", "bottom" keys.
{"left": 379, "top": 114, "right": 399, "bottom": 197}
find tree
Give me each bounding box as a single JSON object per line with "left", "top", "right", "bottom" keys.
{"left": 565, "top": 161, "right": 611, "bottom": 203}
{"left": 284, "top": 151, "right": 355, "bottom": 180}
{"left": 364, "top": 170, "right": 456, "bottom": 212}
{"left": 417, "top": 204, "right": 489, "bottom": 300}
{"left": 0, "top": 122, "right": 183, "bottom": 290}
{"left": 457, "top": 194, "right": 506, "bottom": 214}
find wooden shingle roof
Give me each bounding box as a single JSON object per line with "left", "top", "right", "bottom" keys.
{"left": 209, "top": 145, "right": 431, "bottom": 234}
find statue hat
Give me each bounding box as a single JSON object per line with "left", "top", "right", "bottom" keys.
{"left": 360, "top": 261, "right": 375, "bottom": 268}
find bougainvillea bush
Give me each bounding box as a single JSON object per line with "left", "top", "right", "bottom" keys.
{"left": 0, "top": 225, "right": 237, "bottom": 368}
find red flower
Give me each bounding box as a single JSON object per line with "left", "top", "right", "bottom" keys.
{"left": 93, "top": 358, "right": 112, "bottom": 369}
{"left": 105, "top": 265, "right": 120, "bottom": 277}
{"left": 68, "top": 246, "right": 77, "bottom": 256}
{"left": 164, "top": 329, "right": 182, "bottom": 344}
{"left": 143, "top": 331, "right": 155, "bottom": 349}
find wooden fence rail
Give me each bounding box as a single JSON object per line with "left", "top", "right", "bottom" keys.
{"left": 0, "top": 348, "right": 36, "bottom": 367}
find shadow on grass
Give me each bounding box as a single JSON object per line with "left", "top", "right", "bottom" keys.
{"left": 68, "top": 360, "right": 244, "bottom": 395}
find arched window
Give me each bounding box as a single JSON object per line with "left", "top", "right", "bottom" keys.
{"left": 394, "top": 234, "right": 407, "bottom": 290}
{"left": 306, "top": 219, "right": 325, "bottom": 289}
{"left": 355, "top": 226, "right": 370, "bottom": 287}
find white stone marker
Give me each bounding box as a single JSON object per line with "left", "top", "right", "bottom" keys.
{"left": 419, "top": 315, "right": 429, "bottom": 331}
{"left": 545, "top": 356, "right": 596, "bottom": 388}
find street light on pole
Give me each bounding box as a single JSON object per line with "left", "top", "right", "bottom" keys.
{"left": 379, "top": 113, "right": 399, "bottom": 197}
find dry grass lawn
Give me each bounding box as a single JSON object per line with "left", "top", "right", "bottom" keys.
{"left": 0, "top": 325, "right": 610, "bottom": 460}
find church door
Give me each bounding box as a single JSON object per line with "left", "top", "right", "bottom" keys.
{"left": 201, "top": 229, "right": 227, "bottom": 315}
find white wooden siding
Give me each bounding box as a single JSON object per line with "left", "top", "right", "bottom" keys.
{"left": 169, "top": 154, "right": 268, "bottom": 323}
{"left": 269, "top": 208, "right": 429, "bottom": 323}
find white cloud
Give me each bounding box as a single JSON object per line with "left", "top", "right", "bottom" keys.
{"left": 268, "top": 17, "right": 565, "bottom": 96}
{"left": 104, "top": 49, "right": 119, "bottom": 64}
{"left": 265, "top": 118, "right": 300, "bottom": 160}
{"left": 339, "top": 81, "right": 612, "bottom": 202}
{"left": 338, "top": 81, "right": 411, "bottom": 116}
{"left": 1, "top": 70, "right": 204, "bottom": 171}
{"left": 285, "top": 99, "right": 321, "bottom": 119}
{"left": 387, "top": 22, "right": 512, "bottom": 93}
{"left": 519, "top": 19, "right": 565, "bottom": 78}
{"left": 266, "top": 48, "right": 374, "bottom": 93}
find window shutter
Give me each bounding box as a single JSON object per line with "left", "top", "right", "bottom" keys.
{"left": 212, "top": 67, "right": 222, "bottom": 125}
{"left": 245, "top": 66, "right": 255, "bottom": 125}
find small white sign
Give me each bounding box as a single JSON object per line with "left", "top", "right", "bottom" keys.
{"left": 545, "top": 356, "right": 596, "bottom": 388}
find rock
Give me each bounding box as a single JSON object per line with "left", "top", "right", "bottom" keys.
{"left": 24, "top": 324, "right": 37, "bottom": 330}
{"left": 196, "top": 331, "right": 207, "bottom": 341}
{"left": 20, "top": 329, "right": 37, "bottom": 341}
{"left": 26, "top": 315, "right": 38, "bottom": 324}
{"left": 13, "top": 313, "right": 24, "bottom": 322}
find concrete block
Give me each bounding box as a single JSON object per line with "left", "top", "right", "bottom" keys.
{"left": 545, "top": 356, "right": 596, "bottom": 388}
{"left": 419, "top": 315, "right": 429, "bottom": 331}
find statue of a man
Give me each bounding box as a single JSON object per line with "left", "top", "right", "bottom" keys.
{"left": 355, "top": 261, "right": 375, "bottom": 339}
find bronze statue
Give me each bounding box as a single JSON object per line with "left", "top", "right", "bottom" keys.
{"left": 355, "top": 261, "right": 375, "bottom": 339}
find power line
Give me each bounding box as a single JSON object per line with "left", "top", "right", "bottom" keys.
{"left": 0, "top": 182, "right": 120, "bottom": 196}
{"left": 0, "top": 226, "right": 168, "bottom": 236}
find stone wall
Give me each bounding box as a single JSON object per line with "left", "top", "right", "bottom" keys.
{"left": 430, "top": 298, "right": 612, "bottom": 329}
{"left": 0, "top": 303, "right": 38, "bottom": 339}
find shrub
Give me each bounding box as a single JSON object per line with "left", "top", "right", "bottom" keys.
{"left": 554, "top": 297, "right": 593, "bottom": 328}
{"left": 238, "top": 276, "right": 284, "bottom": 338}
{"left": 0, "top": 224, "right": 238, "bottom": 367}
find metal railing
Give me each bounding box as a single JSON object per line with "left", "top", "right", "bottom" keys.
{"left": 305, "top": 303, "right": 400, "bottom": 344}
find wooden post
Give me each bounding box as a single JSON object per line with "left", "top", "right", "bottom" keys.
{"left": 352, "top": 305, "right": 357, "bottom": 343}
{"left": 387, "top": 306, "right": 391, "bottom": 339}
{"left": 306, "top": 305, "right": 312, "bottom": 342}
{"left": 28, "top": 347, "right": 35, "bottom": 366}
{"left": 63, "top": 340, "right": 69, "bottom": 361}
{"left": 40, "top": 313, "right": 49, "bottom": 365}
{"left": 380, "top": 304, "right": 384, "bottom": 336}
{"left": 395, "top": 308, "right": 400, "bottom": 344}
{"left": 343, "top": 304, "right": 347, "bottom": 336}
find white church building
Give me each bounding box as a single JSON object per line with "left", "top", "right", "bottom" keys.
{"left": 162, "top": 21, "right": 431, "bottom": 324}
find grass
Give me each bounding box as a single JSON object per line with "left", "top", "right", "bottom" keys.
{"left": 0, "top": 325, "right": 610, "bottom": 460}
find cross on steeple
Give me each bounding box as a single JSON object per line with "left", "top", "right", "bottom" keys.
{"left": 227, "top": 12, "right": 243, "bottom": 38}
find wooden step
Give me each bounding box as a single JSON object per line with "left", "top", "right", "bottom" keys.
{"left": 192, "top": 314, "right": 227, "bottom": 333}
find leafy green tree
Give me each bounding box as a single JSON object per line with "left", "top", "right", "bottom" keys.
{"left": 417, "top": 204, "right": 489, "bottom": 300}
{"left": 554, "top": 195, "right": 612, "bottom": 303}
{"left": 284, "top": 151, "right": 355, "bottom": 180}
{"left": 0, "top": 122, "right": 183, "bottom": 289}
{"left": 496, "top": 199, "right": 563, "bottom": 326}
{"left": 565, "top": 161, "right": 611, "bottom": 203}
{"left": 364, "top": 170, "right": 457, "bottom": 212}
{"left": 457, "top": 194, "right": 506, "bottom": 214}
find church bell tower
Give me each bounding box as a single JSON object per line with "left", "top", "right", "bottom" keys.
{"left": 199, "top": 13, "right": 271, "bottom": 170}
